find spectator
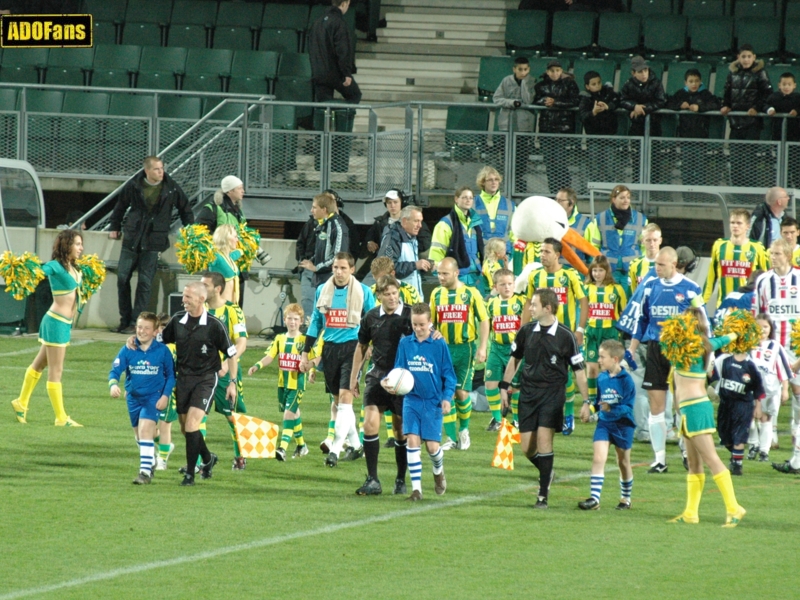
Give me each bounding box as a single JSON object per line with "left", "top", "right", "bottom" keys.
{"left": 620, "top": 56, "right": 666, "bottom": 138}
{"left": 750, "top": 187, "right": 789, "bottom": 247}
{"left": 108, "top": 156, "right": 192, "bottom": 334}
{"left": 308, "top": 0, "right": 361, "bottom": 106}
{"left": 765, "top": 72, "right": 800, "bottom": 142}
{"left": 534, "top": 59, "right": 580, "bottom": 193}
{"left": 359, "top": 190, "right": 405, "bottom": 280}
{"left": 326, "top": 189, "right": 360, "bottom": 257}
{"left": 299, "top": 192, "right": 349, "bottom": 287}
{"left": 494, "top": 57, "right": 535, "bottom": 188}
{"left": 579, "top": 70, "right": 619, "bottom": 186}
{"left": 376, "top": 205, "right": 431, "bottom": 298}
{"left": 429, "top": 186, "right": 485, "bottom": 289}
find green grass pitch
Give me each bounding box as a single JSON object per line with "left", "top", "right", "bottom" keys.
{"left": 0, "top": 336, "right": 797, "bottom": 599}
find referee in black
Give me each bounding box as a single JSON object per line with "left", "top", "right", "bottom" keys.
{"left": 500, "top": 288, "right": 589, "bottom": 509}
{"left": 350, "top": 275, "right": 413, "bottom": 496}
{"left": 161, "top": 281, "right": 238, "bottom": 486}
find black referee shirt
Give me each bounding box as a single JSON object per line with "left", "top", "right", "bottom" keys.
{"left": 161, "top": 309, "right": 236, "bottom": 377}
{"left": 511, "top": 319, "right": 585, "bottom": 397}
{"left": 357, "top": 303, "right": 413, "bottom": 371}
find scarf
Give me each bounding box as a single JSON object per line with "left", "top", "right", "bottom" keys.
{"left": 611, "top": 205, "right": 632, "bottom": 230}
{"left": 315, "top": 274, "right": 364, "bottom": 327}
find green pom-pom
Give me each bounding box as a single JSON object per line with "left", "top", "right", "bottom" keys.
{"left": 76, "top": 254, "right": 106, "bottom": 302}
{"left": 235, "top": 223, "right": 261, "bottom": 272}
{"left": 659, "top": 313, "right": 704, "bottom": 371}
{"left": 0, "top": 251, "right": 44, "bottom": 300}
{"left": 175, "top": 224, "right": 215, "bottom": 274}
{"left": 715, "top": 309, "right": 761, "bottom": 354}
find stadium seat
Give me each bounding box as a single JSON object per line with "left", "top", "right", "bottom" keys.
{"left": 167, "top": 25, "right": 208, "bottom": 48}
{"left": 23, "top": 89, "right": 64, "bottom": 113}
{"left": 664, "top": 60, "right": 713, "bottom": 94}
{"left": 735, "top": 18, "right": 780, "bottom": 58}
{"left": 445, "top": 106, "right": 491, "bottom": 160}
{"left": 259, "top": 29, "right": 300, "bottom": 54}
{"left": 528, "top": 56, "right": 561, "bottom": 79}
{"left": 630, "top": 0, "right": 673, "bottom": 15}
{"left": 203, "top": 96, "right": 248, "bottom": 122}
{"left": 643, "top": 15, "right": 687, "bottom": 58}
{"left": 504, "top": 10, "right": 548, "bottom": 56}
{"left": 229, "top": 50, "right": 279, "bottom": 95}
{"left": 93, "top": 44, "right": 142, "bottom": 72}
{"left": 597, "top": 13, "right": 642, "bottom": 56}
{"left": 688, "top": 16, "right": 734, "bottom": 58}
{"left": 124, "top": 0, "right": 172, "bottom": 25}
{"left": 82, "top": 0, "right": 127, "bottom": 24}
{"left": 61, "top": 92, "right": 111, "bottom": 167}
{"left": 262, "top": 4, "right": 309, "bottom": 32}
{"left": 46, "top": 47, "right": 94, "bottom": 86}
{"left": 136, "top": 46, "right": 186, "bottom": 90}
{"left": 93, "top": 21, "right": 119, "bottom": 45}
{"left": 170, "top": 0, "right": 218, "bottom": 26}
{"left": 137, "top": 71, "right": 178, "bottom": 90}
{"left": 274, "top": 77, "right": 313, "bottom": 119}
{"left": 0, "top": 88, "right": 18, "bottom": 112}
{"left": 107, "top": 93, "right": 155, "bottom": 173}
{"left": 63, "top": 91, "right": 109, "bottom": 115}
{"left": 92, "top": 69, "right": 133, "bottom": 88}
{"left": 122, "top": 23, "right": 164, "bottom": 47}
{"left": 108, "top": 92, "right": 156, "bottom": 117}
{"left": 732, "top": 0, "right": 776, "bottom": 16}
{"left": 213, "top": 27, "right": 255, "bottom": 51}
{"left": 477, "top": 56, "right": 514, "bottom": 100}
{"left": 765, "top": 65, "right": 800, "bottom": 88}
{"left": 215, "top": 2, "right": 263, "bottom": 28}
{"left": 787, "top": 3, "right": 800, "bottom": 19}
{"left": 265, "top": 104, "right": 297, "bottom": 130}
{"left": 572, "top": 58, "right": 617, "bottom": 89}
{"left": 0, "top": 48, "right": 48, "bottom": 84}
{"left": 158, "top": 95, "right": 203, "bottom": 120}
{"left": 182, "top": 48, "right": 232, "bottom": 92}
{"left": 786, "top": 21, "right": 800, "bottom": 59}
{"left": 278, "top": 53, "right": 312, "bottom": 78}
{"left": 682, "top": 0, "right": 726, "bottom": 15}
{"left": 551, "top": 12, "right": 596, "bottom": 56}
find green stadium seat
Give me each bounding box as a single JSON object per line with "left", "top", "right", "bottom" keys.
{"left": 181, "top": 74, "right": 223, "bottom": 92}
{"left": 259, "top": 29, "right": 299, "bottom": 54}
{"left": 63, "top": 91, "right": 109, "bottom": 115}
{"left": 551, "top": 12, "right": 596, "bottom": 56}
{"left": 278, "top": 53, "right": 311, "bottom": 78}
{"left": 185, "top": 48, "right": 233, "bottom": 76}
{"left": 265, "top": 104, "right": 297, "bottom": 130}
{"left": 158, "top": 95, "right": 203, "bottom": 119}
{"left": 664, "top": 61, "right": 713, "bottom": 94}
{"left": 597, "top": 13, "right": 641, "bottom": 56}
{"left": 23, "top": 89, "right": 63, "bottom": 113}
{"left": 203, "top": 96, "right": 248, "bottom": 122}
{"left": 735, "top": 18, "right": 780, "bottom": 57}
{"left": 93, "top": 44, "right": 142, "bottom": 71}
{"left": 108, "top": 92, "right": 155, "bottom": 117}
{"left": 106, "top": 93, "right": 155, "bottom": 173}
{"left": 682, "top": 0, "right": 726, "bottom": 15}
{"left": 765, "top": 65, "right": 800, "bottom": 88}
{"left": 572, "top": 58, "right": 617, "bottom": 89}
{"left": 787, "top": 3, "right": 800, "bottom": 19}
{"left": 215, "top": 2, "right": 263, "bottom": 27}
{"left": 61, "top": 90, "right": 110, "bottom": 170}
{"left": 445, "top": 105, "right": 491, "bottom": 160}
{"left": 786, "top": 21, "right": 800, "bottom": 58}
{"left": 274, "top": 77, "right": 312, "bottom": 119}
{"left": 122, "top": 22, "right": 164, "bottom": 47}
{"left": 689, "top": 16, "right": 734, "bottom": 58}
{"left": 0, "top": 88, "right": 18, "bottom": 111}
{"left": 0, "top": 48, "right": 47, "bottom": 84}
{"left": 528, "top": 56, "right": 562, "bottom": 79}
{"left": 262, "top": 4, "right": 309, "bottom": 32}
{"left": 171, "top": 0, "right": 218, "bottom": 26}
{"left": 137, "top": 71, "right": 178, "bottom": 90}
{"left": 124, "top": 0, "right": 172, "bottom": 25}
{"left": 92, "top": 69, "right": 133, "bottom": 88}
{"left": 213, "top": 27, "right": 255, "bottom": 51}
{"left": 82, "top": 0, "right": 127, "bottom": 23}
{"left": 141, "top": 45, "right": 187, "bottom": 74}
{"left": 46, "top": 47, "right": 94, "bottom": 86}
{"left": 504, "top": 10, "right": 548, "bottom": 55}
{"left": 477, "top": 56, "right": 514, "bottom": 100}
{"left": 167, "top": 24, "right": 208, "bottom": 48}
{"left": 643, "top": 15, "right": 687, "bottom": 57}
{"left": 630, "top": 0, "right": 673, "bottom": 15}
{"left": 93, "top": 21, "right": 118, "bottom": 45}
{"left": 733, "top": 0, "right": 775, "bottom": 16}
{"left": 229, "top": 50, "right": 278, "bottom": 94}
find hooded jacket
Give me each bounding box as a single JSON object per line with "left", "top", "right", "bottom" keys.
{"left": 620, "top": 70, "right": 666, "bottom": 136}
{"left": 195, "top": 191, "right": 246, "bottom": 234}
{"left": 666, "top": 85, "right": 722, "bottom": 139}
{"left": 308, "top": 6, "right": 356, "bottom": 87}
{"left": 534, "top": 72, "right": 580, "bottom": 133}
{"left": 722, "top": 59, "right": 772, "bottom": 130}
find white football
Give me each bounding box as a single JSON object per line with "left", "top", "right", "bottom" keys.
{"left": 385, "top": 368, "right": 415, "bottom": 395}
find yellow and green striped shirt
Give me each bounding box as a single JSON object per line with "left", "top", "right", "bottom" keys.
{"left": 482, "top": 258, "right": 504, "bottom": 291}
{"left": 703, "top": 238, "right": 769, "bottom": 307}
{"left": 512, "top": 240, "right": 540, "bottom": 277}
{"left": 208, "top": 301, "right": 248, "bottom": 359}
{"left": 429, "top": 284, "right": 489, "bottom": 344}
{"left": 584, "top": 283, "right": 628, "bottom": 329}
{"left": 369, "top": 280, "right": 422, "bottom": 305}
{"left": 628, "top": 256, "right": 654, "bottom": 293}
{"left": 792, "top": 244, "right": 800, "bottom": 268}
{"left": 266, "top": 334, "right": 306, "bottom": 390}
{"left": 486, "top": 294, "right": 526, "bottom": 344}
{"left": 526, "top": 267, "right": 586, "bottom": 331}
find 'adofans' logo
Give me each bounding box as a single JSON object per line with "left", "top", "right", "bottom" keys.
{"left": 1, "top": 14, "right": 92, "bottom": 48}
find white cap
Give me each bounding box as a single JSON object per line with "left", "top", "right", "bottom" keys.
{"left": 221, "top": 175, "right": 243, "bottom": 193}
{"left": 384, "top": 190, "right": 400, "bottom": 201}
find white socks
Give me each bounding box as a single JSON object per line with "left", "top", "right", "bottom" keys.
{"left": 759, "top": 421, "right": 773, "bottom": 457}
{"left": 649, "top": 412, "right": 667, "bottom": 465}
{"left": 330, "top": 403, "right": 355, "bottom": 455}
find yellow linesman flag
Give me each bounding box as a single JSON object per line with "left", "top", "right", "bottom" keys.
{"left": 491, "top": 418, "right": 520, "bottom": 470}
{"left": 232, "top": 412, "right": 279, "bottom": 458}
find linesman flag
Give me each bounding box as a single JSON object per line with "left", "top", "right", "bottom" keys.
{"left": 491, "top": 418, "right": 521, "bottom": 470}
{"left": 232, "top": 412, "right": 279, "bottom": 458}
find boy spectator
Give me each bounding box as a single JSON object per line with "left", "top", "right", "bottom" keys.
{"left": 720, "top": 44, "right": 772, "bottom": 186}
{"left": 579, "top": 70, "right": 619, "bottom": 185}
{"left": 667, "top": 68, "right": 722, "bottom": 186}
{"left": 494, "top": 57, "right": 536, "bottom": 189}
{"left": 578, "top": 339, "right": 635, "bottom": 510}
{"left": 534, "top": 59, "right": 580, "bottom": 193}
{"left": 766, "top": 73, "right": 800, "bottom": 154}
{"left": 620, "top": 56, "right": 666, "bottom": 137}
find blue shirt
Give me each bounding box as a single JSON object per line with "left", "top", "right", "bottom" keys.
{"left": 596, "top": 368, "right": 635, "bottom": 426}
{"left": 713, "top": 290, "right": 754, "bottom": 329}
{"left": 109, "top": 339, "right": 176, "bottom": 401}
{"left": 394, "top": 334, "right": 457, "bottom": 404}
{"left": 307, "top": 282, "right": 376, "bottom": 344}
{"left": 710, "top": 354, "right": 765, "bottom": 404}
{"left": 633, "top": 274, "right": 707, "bottom": 342}
{"left": 616, "top": 266, "right": 656, "bottom": 337}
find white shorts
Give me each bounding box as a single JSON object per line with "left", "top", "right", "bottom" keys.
{"left": 786, "top": 349, "right": 800, "bottom": 386}
{"left": 760, "top": 391, "right": 781, "bottom": 417}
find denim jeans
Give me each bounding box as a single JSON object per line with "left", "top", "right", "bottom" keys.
{"left": 117, "top": 247, "right": 159, "bottom": 327}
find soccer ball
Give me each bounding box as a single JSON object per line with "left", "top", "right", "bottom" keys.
{"left": 384, "top": 368, "right": 415, "bottom": 395}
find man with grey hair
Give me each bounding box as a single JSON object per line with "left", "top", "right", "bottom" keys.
{"left": 750, "top": 187, "right": 790, "bottom": 247}
{"left": 376, "top": 206, "right": 431, "bottom": 298}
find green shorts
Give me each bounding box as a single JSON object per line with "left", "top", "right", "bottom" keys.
{"left": 38, "top": 310, "right": 72, "bottom": 347}
{"left": 278, "top": 387, "right": 302, "bottom": 413}
{"left": 485, "top": 342, "right": 512, "bottom": 383}
{"left": 584, "top": 326, "right": 620, "bottom": 362}
{"left": 213, "top": 369, "right": 246, "bottom": 417}
{"left": 678, "top": 397, "right": 716, "bottom": 438}
{"left": 447, "top": 341, "right": 475, "bottom": 393}
{"left": 158, "top": 392, "right": 178, "bottom": 423}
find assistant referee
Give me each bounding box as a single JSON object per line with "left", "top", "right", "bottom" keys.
{"left": 500, "top": 288, "right": 589, "bottom": 509}
{"left": 161, "top": 281, "right": 238, "bottom": 486}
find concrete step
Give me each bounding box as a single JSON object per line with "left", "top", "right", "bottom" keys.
{"left": 358, "top": 42, "right": 504, "bottom": 57}
{"left": 382, "top": 0, "right": 516, "bottom": 12}
{"left": 358, "top": 73, "right": 475, "bottom": 89}
{"left": 377, "top": 30, "right": 504, "bottom": 43}
{"left": 356, "top": 56, "right": 481, "bottom": 70}
{"left": 360, "top": 89, "right": 477, "bottom": 103}
{"left": 385, "top": 13, "right": 505, "bottom": 27}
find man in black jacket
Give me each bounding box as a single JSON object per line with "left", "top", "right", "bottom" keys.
{"left": 308, "top": 0, "right": 361, "bottom": 105}
{"left": 109, "top": 156, "right": 192, "bottom": 334}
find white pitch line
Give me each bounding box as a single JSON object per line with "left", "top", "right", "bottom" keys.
{"left": 0, "top": 339, "right": 94, "bottom": 358}
{"left": 0, "top": 469, "right": 607, "bottom": 600}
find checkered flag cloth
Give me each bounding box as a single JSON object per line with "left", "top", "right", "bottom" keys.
{"left": 232, "top": 412, "right": 279, "bottom": 459}
{"left": 491, "top": 418, "right": 520, "bottom": 471}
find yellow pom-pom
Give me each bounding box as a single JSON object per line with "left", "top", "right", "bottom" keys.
{"left": 76, "top": 254, "right": 106, "bottom": 302}
{"left": 235, "top": 223, "right": 261, "bottom": 272}
{"left": 792, "top": 321, "right": 800, "bottom": 354}
{"left": 175, "top": 224, "right": 214, "bottom": 274}
{"left": 0, "top": 251, "right": 44, "bottom": 300}
{"left": 659, "top": 313, "right": 705, "bottom": 371}
{"left": 715, "top": 309, "right": 761, "bottom": 354}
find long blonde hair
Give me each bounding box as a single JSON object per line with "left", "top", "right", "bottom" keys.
{"left": 213, "top": 224, "right": 238, "bottom": 254}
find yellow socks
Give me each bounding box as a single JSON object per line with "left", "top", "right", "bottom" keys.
{"left": 18, "top": 367, "right": 42, "bottom": 410}
{"left": 47, "top": 381, "right": 68, "bottom": 423}
{"left": 670, "top": 473, "right": 704, "bottom": 523}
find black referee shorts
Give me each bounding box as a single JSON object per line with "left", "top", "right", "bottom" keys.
{"left": 518, "top": 387, "right": 566, "bottom": 433}
{"left": 643, "top": 340, "right": 671, "bottom": 391}
{"left": 176, "top": 373, "right": 218, "bottom": 415}
{"left": 363, "top": 367, "right": 403, "bottom": 416}
{"left": 322, "top": 339, "right": 358, "bottom": 396}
